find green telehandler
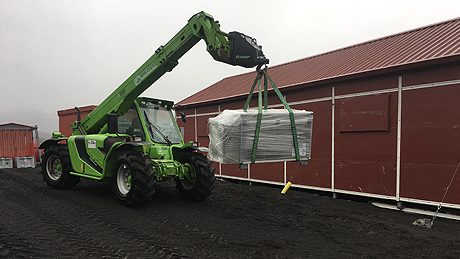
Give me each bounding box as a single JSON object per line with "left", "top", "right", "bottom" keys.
{"left": 39, "top": 12, "right": 269, "bottom": 206}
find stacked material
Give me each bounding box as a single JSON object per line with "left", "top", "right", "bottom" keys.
{"left": 208, "top": 109, "right": 313, "bottom": 164}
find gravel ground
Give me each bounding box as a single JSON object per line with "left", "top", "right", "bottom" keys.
{"left": 1, "top": 167, "right": 460, "bottom": 258}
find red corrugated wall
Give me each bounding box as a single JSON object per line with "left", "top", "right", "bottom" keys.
{"left": 0, "top": 129, "right": 35, "bottom": 159}
{"left": 399, "top": 64, "right": 460, "bottom": 205}
{"left": 58, "top": 105, "right": 97, "bottom": 137}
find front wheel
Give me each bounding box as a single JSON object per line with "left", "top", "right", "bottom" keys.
{"left": 113, "top": 151, "right": 155, "bottom": 206}
{"left": 175, "top": 152, "right": 215, "bottom": 201}
{"left": 41, "top": 145, "right": 80, "bottom": 189}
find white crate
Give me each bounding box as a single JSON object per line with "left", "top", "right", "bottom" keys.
{"left": 209, "top": 109, "right": 313, "bottom": 164}
{"left": 15, "top": 157, "right": 35, "bottom": 168}
{"left": 0, "top": 157, "right": 13, "bottom": 169}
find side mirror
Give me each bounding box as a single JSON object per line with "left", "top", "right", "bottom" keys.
{"left": 180, "top": 112, "right": 186, "bottom": 123}
{"left": 107, "top": 113, "right": 118, "bottom": 134}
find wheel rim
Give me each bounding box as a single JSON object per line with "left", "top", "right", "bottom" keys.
{"left": 46, "top": 154, "right": 62, "bottom": 181}
{"left": 181, "top": 163, "right": 196, "bottom": 190}
{"left": 117, "top": 164, "right": 131, "bottom": 195}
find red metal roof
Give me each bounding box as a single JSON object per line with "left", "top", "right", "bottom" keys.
{"left": 178, "top": 17, "right": 460, "bottom": 106}
{"left": 0, "top": 122, "right": 36, "bottom": 130}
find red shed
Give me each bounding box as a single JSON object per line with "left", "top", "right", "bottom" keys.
{"left": 57, "top": 105, "right": 97, "bottom": 137}
{"left": 175, "top": 17, "right": 460, "bottom": 213}
{"left": 0, "top": 123, "right": 37, "bottom": 167}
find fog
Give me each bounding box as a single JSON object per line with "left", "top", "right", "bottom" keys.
{"left": 1, "top": 0, "right": 459, "bottom": 134}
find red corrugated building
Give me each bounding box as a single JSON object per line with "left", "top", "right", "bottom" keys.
{"left": 175, "top": 17, "right": 460, "bottom": 211}
{"left": 0, "top": 123, "right": 37, "bottom": 166}
{"left": 57, "top": 105, "right": 97, "bottom": 137}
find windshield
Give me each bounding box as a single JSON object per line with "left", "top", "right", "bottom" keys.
{"left": 139, "top": 101, "right": 182, "bottom": 145}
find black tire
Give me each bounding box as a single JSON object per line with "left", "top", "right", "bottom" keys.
{"left": 175, "top": 152, "right": 215, "bottom": 201}
{"left": 41, "top": 144, "right": 80, "bottom": 189}
{"left": 112, "top": 151, "right": 155, "bottom": 206}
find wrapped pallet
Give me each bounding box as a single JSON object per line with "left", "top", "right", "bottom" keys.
{"left": 208, "top": 109, "right": 313, "bottom": 164}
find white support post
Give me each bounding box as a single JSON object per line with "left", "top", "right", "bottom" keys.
{"left": 396, "top": 76, "right": 402, "bottom": 200}
{"left": 331, "top": 86, "right": 335, "bottom": 195}
{"left": 248, "top": 163, "right": 251, "bottom": 181}
{"left": 284, "top": 161, "right": 287, "bottom": 184}
{"left": 217, "top": 104, "right": 222, "bottom": 177}
{"left": 194, "top": 108, "right": 197, "bottom": 142}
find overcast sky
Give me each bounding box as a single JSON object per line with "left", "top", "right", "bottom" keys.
{"left": 1, "top": 0, "right": 459, "bottom": 134}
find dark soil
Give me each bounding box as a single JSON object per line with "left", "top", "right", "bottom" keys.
{"left": 1, "top": 167, "right": 459, "bottom": 258}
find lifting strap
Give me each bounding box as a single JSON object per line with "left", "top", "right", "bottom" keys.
{"left": 243, "top": 67, "right": 300, "bottom": 164}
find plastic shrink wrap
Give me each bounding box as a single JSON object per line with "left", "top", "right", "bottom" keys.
{"left": 208, "top": 109, "right": 313, "bottom": 164}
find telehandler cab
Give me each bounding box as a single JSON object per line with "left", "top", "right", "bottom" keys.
{"left": 39, "top": 12, "right": 269, "bottom": 206}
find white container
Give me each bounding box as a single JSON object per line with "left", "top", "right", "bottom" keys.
{"left": 209, "top": 109, "right": 313, "bottom": 164}
{"left": 15, "top": 156, "right": 35, "bottom": 168}
{"left": 0, "top": 157, "right": 13, "bottom": 169}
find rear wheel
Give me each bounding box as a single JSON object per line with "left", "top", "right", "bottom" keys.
{"left": 113, "top": 151, "right": 155, "bottom": 206}
{"left": 175, "top": 152, "right": 215, "bottom": 201}
{"left": 41, "top": 144, "right": 80, "bottom": 189}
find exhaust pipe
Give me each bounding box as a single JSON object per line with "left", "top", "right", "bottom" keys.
{"left": 75, "top": 107, "right": 84, "bottom": 135}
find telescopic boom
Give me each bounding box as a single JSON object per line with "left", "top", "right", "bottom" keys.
{"left": 72, "top": 11, "right": 269, "bottom": 135}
